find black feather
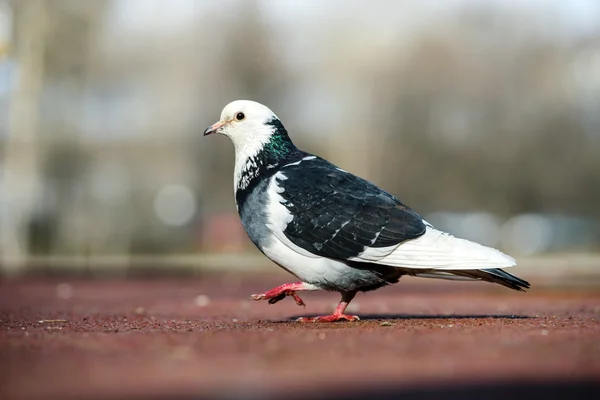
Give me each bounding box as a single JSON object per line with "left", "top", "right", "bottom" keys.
{"left": 443, "top": 268, "right": 530, "bottom": 291}
{"left": 277, "top": 157, "right": 426, "bottom": 259}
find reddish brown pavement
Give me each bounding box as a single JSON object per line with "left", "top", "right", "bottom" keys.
{"left": 1, "top": 271, "right": 599, "bottom": 400}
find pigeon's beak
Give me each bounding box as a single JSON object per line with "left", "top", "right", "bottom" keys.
{"left": 203, "top": 120, "right": 227, "bottom": 136}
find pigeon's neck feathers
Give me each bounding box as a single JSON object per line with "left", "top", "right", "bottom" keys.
{"left": 234, "top": 118, "right": 304, "bottom": 206}
{"left": 260, "top": 119, "right": 296, "bottom": 159}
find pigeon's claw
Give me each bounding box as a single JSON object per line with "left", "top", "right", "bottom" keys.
{"left": 296, "top": 314, "right": 360, "bottom": 323}
{"left": 259, "top": 290, "right": 305, "bottom": 306}
{"left": 250, "top": 282, "right": 310, "bottom": 307}
{"left": 267, "top": 292, "right": 287, "bottom": 305}
{"left": 290, "top": 292, "right": 306, "bottom": 307}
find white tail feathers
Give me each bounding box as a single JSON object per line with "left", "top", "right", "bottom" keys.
{"left": 353, "top": 227, "right": 516, "bottom": 270}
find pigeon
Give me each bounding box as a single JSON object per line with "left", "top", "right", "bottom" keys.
{"left": 204, "top": 100, "right": 529, "bottom": 322}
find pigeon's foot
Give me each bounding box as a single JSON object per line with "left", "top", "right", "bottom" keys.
{"left": 296, "top": 291, "right": 359, "bottom": 323}
{"left": 250, "top": 282, "right": 316, "bottom": 307}
{"left": 296, "top": 314, "right": 360, "bottom": 323}
{"left": 251, "top": 291, "right": 305, "bottom": 307}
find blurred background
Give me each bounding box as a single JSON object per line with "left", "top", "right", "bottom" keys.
{"left": 1, "top": 0, "right": 600, "bottom": 275}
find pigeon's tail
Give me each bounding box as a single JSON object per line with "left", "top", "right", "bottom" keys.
{"left": 446, "top": 268, "right": 530, "bottom": 291}
{"left": 410, "top": 268, "right": 530, "bottom": 291}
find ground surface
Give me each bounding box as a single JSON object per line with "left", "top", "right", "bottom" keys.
{"left": 1, "top": 271, "right": 599, "bottom": 400}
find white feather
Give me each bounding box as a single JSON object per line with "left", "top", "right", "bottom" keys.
{"left": 351, "top": 226, "right": 516, "bottom": 270}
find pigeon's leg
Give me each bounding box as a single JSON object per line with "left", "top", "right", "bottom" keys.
{"left": 250, "top": 282, "right": 319, "bottom": 307}
{"left": 297, "top": 291, "right": 360, "bottom": 322}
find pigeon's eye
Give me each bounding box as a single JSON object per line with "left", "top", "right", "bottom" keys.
{"left": 235, "top": 112, "right": 245, "bottom": 121}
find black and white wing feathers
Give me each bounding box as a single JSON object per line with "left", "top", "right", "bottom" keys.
{"left": 275, "top": 157, "right": 517, "bottom": 273}
{"left": 276, "top": 157, "right": 426, "bottom": 260}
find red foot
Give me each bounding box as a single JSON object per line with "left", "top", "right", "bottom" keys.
{"left": 250, "top": 282, "right": 307, "bottom": 307}
{"left": 296, "top": 314, "right": 360, "bottom": 323}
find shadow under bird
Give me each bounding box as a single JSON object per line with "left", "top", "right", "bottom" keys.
{"left": 204, "top": 100, "right": 530, "bottom": 322}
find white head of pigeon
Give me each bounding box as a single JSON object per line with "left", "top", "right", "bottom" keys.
{"left": 204, "top": 100, "right": 280, "bottom": 156}
{"left": 204, "top": 100, "right": 297, "bottom": 194}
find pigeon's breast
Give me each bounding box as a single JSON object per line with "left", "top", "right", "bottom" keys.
{"left": 238, "top": 178, "right": 273, "bottom": 251}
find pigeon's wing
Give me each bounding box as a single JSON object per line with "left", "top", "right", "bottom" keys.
{"left": 274, "top": 157, "right": 516, "bottom": 270}
{"left": 274, "top": 157, "right": 426, "bottom": 260}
